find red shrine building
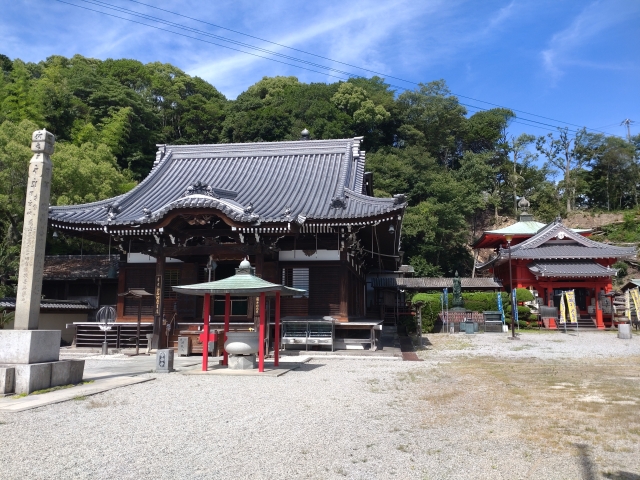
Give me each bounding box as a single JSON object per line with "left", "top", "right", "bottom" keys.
{"left": 474, "top": 202, "right": 635, "bottom": 329}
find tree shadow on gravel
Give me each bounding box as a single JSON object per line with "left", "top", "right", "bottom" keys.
{"left": 574, "top": 443, "right": 598, "bottom": 480}
{"left": 292, "top": 363, "right": 325, "bottom": 372}
{"left": 603, "top": 472, "right": 640, "bottom": 480}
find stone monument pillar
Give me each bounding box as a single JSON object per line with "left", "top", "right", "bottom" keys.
{"left": 0, "top": 129, "right": 84, "bottom": 395}
{"left": 14, "top": 129, "right": 54, "bottom": 330}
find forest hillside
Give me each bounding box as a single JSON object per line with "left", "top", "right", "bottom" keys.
{"left": 1, "top": 53, "right": 639, "bottom": 296}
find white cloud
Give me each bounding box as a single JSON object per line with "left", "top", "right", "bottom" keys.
{"left": 541, "top": 0, "right": 640, "bottom": 81}
{"left": 186, "top": 0, "right": 434, "bottom": 96}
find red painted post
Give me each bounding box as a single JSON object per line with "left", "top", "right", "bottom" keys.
{"left": 274, "top": 291, "right": 281, "bottom": 367}
{"left": 595, "top": 286, "right": 605, "bottom": 329}
{"left": 202, "top": 293, "right": 210, "bottom": 372}
{"left": 259, "top": 291, "right": 266, "bottom": 372}
{"left": 223, "top": 293, "right": 230, "bottom": 366}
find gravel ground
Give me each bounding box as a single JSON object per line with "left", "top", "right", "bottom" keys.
{"left": 420, "top": 329, "right": 640, "bottom": 360}
{"left": 1, "top": 332, "right": 638, "bottom": 480}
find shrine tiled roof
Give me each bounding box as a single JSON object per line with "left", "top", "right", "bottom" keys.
{"left": 472, "top": 214, "right": 591, "bottom": 248}
{"left": 528, "top": 260, "right": 618, "bottom": 278}
{"left": 477, "top": 219, "right": 636, "bottom": 269}
{"left": 43, "top": 255, "right": 118, "bottom": 280}
{"left": 173, "top": 262, "right": 305, "bottom": 296}
{"left": 370, "top": 277, "right": 503, "bottom": 290}
{"left": 49, "top": 138, "right": 405, "bottom": 228}
{"left": 0, "top": 298, "right": 93, "bottom": 311}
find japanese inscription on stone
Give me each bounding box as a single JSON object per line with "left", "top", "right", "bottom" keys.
{"left": 14, "top": 129, "right": 55, "bottom": 330}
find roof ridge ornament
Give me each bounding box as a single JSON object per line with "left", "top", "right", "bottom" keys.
{"left": 106, "top": 202, "right": 120, "bottom": 221}
{"left": 393, "top": 194, "right": 406, "bottom": 205}
{"left": 330, "top": 196, "right": 346, "bottom": 209}
{"left": 518, "top": 196, "right": 530, "bottom": 211}
{"left": 185, "top": 180, "right": 215, "bottom": 198}
{"left": 282, "top": 206, "right": 295, "bottom": 222}
{"left": 236, "top": 257, "right": 255, "bottom": 275}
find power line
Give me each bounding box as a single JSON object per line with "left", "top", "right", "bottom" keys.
{"left": 115, "top": 0, "right": 614, "bottom": 135}
{"left": 55, "top": 0, "right": 621, "bottom": 138}
{"left": 54, "top": 0, "right": 353, "bottom": 82}
{"left": 73, "top": 0, "right": 373, "bottom": 80}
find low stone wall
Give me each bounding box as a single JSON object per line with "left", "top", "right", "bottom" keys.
{"left": 438, "top": 312, "right": 485, "bottom": 324}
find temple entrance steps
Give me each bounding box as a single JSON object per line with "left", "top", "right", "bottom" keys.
{"left": 74, "top": 323, "right": 153, "bottom": 348}
{"left": 382, "top": 306, "right": 396, "bottom": 326}
{"left": 578, "top": 315, "right": 597, "bottom": 329}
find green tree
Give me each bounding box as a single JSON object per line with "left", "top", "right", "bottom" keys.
{"left": 0, "top": 119, "right": 136, "bottom": 293}
{"left": 536, "top": 127, "right": 587, "bottom": 212}
{"left": 1, "top": 60, "right": 43, "bottom": 125}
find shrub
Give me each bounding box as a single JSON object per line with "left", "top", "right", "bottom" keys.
{"left": 613, "top": 261, "right": 628, "bottom": 278}
{"left": 505, "top": 305, "right": 532, "bottom": 318}
{"left": 514, "top": 288, "right": 534, "bottom": 303}
{"left": 411, "top": 293, "right": 441, "bottom": 333}
{"left": 397, "top": 314, "right": 416, "bottom": 335}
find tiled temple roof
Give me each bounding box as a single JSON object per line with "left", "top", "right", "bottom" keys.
{"left": 49, "top": 138, "right": 405, "bottom": 228}
{"left": 478, "top": 219, "right": 636, "bottom": 269}
{"left": 43, "top": 255, "right": 118, "bottom": 280}
{"left": 0, "top": 298, "right": 93, "bottom": 311}
{"left": 370, "top": 277, "right": 503, "bottom": 290}
{"left": 528, "top": 260, "right": 617, "bottom": 278}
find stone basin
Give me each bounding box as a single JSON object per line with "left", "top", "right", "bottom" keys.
{"left": 224, "top": 331, "right": 259, "bottom": 355}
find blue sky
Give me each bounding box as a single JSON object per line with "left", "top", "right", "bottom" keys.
{"left": 1, "top": 0, "right": 639, "bottom": 139}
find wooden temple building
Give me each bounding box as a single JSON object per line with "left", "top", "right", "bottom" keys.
{"left": 47, "top": 136, "right": 406, "bottom": 349}
{"left": 474, "top": 202, "right": 636, "bottom": 328}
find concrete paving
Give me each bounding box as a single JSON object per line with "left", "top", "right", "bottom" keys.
{"left": 182, "top": 364, "right": 297, "bottom": 376}
{"left": 0, "top": 376, "right": 153, "bottom": 412}
{"left": 80, "top": 356, "right": 204, "bottom": 380}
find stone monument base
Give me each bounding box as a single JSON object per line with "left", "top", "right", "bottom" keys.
{"left": 0, "top": 330, "right": 85, "bottom": 395}
{"left": 0, "top": 366, "right": 15, "bottom": 396}
{"left": 228, "top": 354, "right": 256, "bottom": 370}
{"left": 0, "top": 330, "right": 61, "bottom": 364}
{"left": 0, "top": 360, "right": 85, "bottom": 395}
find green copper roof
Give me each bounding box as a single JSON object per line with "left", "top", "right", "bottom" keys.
{"left": 486, "top": 221, "right": 590, "bottom": 236}
{"left": 485, "top": 221, "right": 547, "bottom": 235}
{"left": 172, "top": 263, "right": 305, "bottom": 297}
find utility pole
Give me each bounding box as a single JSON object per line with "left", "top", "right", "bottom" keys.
{"left": 621, "top": 119, "right": 634, "bottom": 141}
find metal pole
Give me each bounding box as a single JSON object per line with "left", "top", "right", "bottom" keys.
{"left": 259, "top": 292, "right": 266, "bottom": 372}
{"left": 223, "top": 293, "right": 230, "bottom": 366}
{"left": 508, "top": 239, "right": 515, "bottom": 338}
{"left": 202, "top": 293, "right": 210, "bottom": 372}
{"left": 274, "top": 291, "right": 281, "bottom": 367}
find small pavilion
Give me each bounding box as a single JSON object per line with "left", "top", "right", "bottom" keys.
{"left": 172, "top": 259, "right": 305, "bottom": 372}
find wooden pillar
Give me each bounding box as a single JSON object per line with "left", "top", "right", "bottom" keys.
{"left": 116, "top": 267, "right": 126, "bottom": 320}
{"left": 274, "top": 291, "right": 281, "bottom": 367}
{"left": 255, "top": 253, "right": 264, "bottom": 278}
{"left": 223, "top": 293, "right": 230, "bottom": 366}
{"left": 153, "top": 251, "right": 166, "bottom": 349}
{"left": 202, "top": 293, "right": 210, "bottom": 371}
{"left": 595, "top": 285, "right": 605, "bottom": 329}
{"left": 259, "top": 291, "right": 266, "bottom": 372}
{"left": 340, "top": 250, "right": 348, "bottom": 318}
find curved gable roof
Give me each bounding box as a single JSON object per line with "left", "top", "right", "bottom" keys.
{"left": 477, "top": 219, "right": 636, "bottom": 269}
{"left": 49, "top": 137, "right": 405, "bottom": 228}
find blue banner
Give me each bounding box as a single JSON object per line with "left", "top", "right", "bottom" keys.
{"left": 511, "top": 289, "right": 519, "bottom": 324}
{"left": 497, "top": 292, "right": 505, "bottom": 324}
{"left": 443, "top": 288, "right": 448, "bottom": 307}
